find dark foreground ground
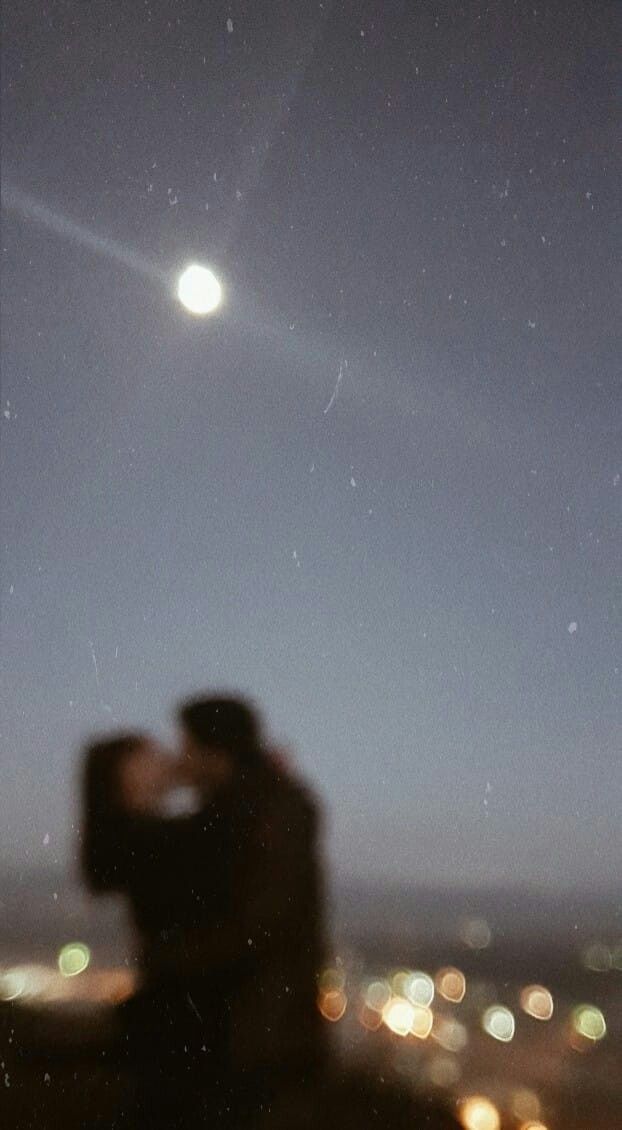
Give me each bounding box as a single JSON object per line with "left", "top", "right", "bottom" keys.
{"left": 2, "top": 875, "right": 620, "bottom": 1127}
{"left": 2, "top": 951, "right": 620, "bottom": 1130}
{"left": 1, "top": 1002, "right": 460, "bottom": 1129}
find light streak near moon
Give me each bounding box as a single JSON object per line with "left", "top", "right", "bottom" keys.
{"left": 1, "top": 183, "right": 222, "bottom": 315}
{"left": 1, "top": 183, "right": 167, "bottom": 283}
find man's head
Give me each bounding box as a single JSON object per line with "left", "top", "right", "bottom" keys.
{"left": 177, "top": 695, "right": 262, "bottom": 790}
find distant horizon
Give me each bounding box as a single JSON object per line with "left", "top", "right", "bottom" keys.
{"left": 2, "top": 859, "right": 620, "bottom": 902}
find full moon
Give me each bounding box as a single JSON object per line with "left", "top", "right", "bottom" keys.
{"left": 177, "top": 263, "right": 222, "bottom": 315}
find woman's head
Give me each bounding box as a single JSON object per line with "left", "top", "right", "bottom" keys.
{"left": 81, "top": 733, "right": 144, "bottom": 891}
{"left": 80, "top": 732, "right": 170, "bottom": 891}
{"left": 83, "top": 732, "right": 150, "bottom": 819}
{"left": 83, "top": 731, "right": 174, "bottom": 821}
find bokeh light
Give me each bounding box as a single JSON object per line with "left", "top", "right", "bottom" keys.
{"left": 382, "top": 997, "right": 415, "bottom": 1037}
{"left": 432, "top": 1015, "right": 469, "bottom": 1052}
{"left": 410, "top": 1003, "right": 434, "bottom": 1038}
{"left": 0, "top": 967, "right": 27, "bottom": 1001}
{"left": 0, "top": 964, "right": 55, "bottom": 1001}
{"left": 482, "top": 1004, "right": 515, "bottom": 1042}
{"left": 572, "top": 1004, "right": 606, "bottom": 1042}
{"left": 404, "top": 970, "right": 434, "bottom": 1006}
{"left": 436, "top": 966, "right": 467, "bottom": 1003}
{"left": 460, "top": 917, "right": 492, "bottom": 950}
{"left": 318, "top": 988, "right": 347, "bottom": 1022}
{"left": 427, "top": 1055, "right": 462, "bottom": 1087}
{"left": 358, "top": 1003, "right": 383, "bottom": 1031}
{"left": 519, "top": 1122, "right": 549, "bottom": 1130}
{"left": 582, "top": 942, "right": 612, "bottom": 972}
{"left": 364, "top": 979, "right": 392, "bottom": 1012}
{"left": 390, "top": 969, "right": 413, "bottom": 997}
{"left": 319, "top": 966, "right": 346, "bottom": 993}
{"left": 58, "top": 942, "right": 90, "bottom": 977}
{"left": 511, "top": 1088, "right": 542, "bottom": 1121}
{"left": 520, "top": 985, "right": 554, "bottom": 1020}
{"left": 458, "top": 1095, "right": 501, "bottom": 1130}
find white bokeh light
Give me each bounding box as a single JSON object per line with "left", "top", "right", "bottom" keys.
{"left": 177, "top": 263, "right": 222, "bottom": 315}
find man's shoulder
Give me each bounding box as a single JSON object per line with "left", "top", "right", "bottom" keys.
{"left": 266, "top": 769, "right": 320, "bottom": 832}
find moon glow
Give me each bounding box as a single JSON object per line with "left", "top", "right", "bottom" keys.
{"left": 177, "top": 263, "right": 222, "bottom": 315}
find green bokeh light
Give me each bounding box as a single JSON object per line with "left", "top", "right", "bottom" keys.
{"left": 573, "top": 1004, "right": 606, "bottom": 1041}
{"left": 58, "top": 942, "right": 91, "bottom": 978}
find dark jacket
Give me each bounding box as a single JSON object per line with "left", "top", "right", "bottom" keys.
{"left": 83, "top": 758, "right": 327, "bottom": 1073}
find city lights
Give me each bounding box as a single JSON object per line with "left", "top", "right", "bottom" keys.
{"left": 482, "top": 1005, "right": 515, "bottom": 1042}
{"left": 0, "top": 963, "right": 135, "bottom": 1007}
{"left": 1, "top": 939, "right": 615, "bottom": 1124}
{"left": 58, "top": 942, "right": 90, "bottom": 977}
{"left": 318, "top": 988, "right": 347, "bottom": 1022}
{"left": 511, "top": 1088, "right": 542, "bottom": 1121}
{"left": 358, "top": 1002, "right": 383, "bottom": 1031}
{"left": 382, "top": 997, "right": 416, "bottom": 1037}
{"left": 520, "top": 985, "right": 554, "bottom": 1021}
{"left": 0, "top": 967, "right": 27, "bottom": 1001}
{"left": 410, "top": 1003, "right": 434, "bottom": 1039}
{"left": 404, "top": 970, "right": 434, "bottom": 1007}
{"left": 390, "top": 969, "right": 413, "bottom": 997}
{"left": 0, "top": 964, "right": 55, "bottom": 1000}
{"left": 427, "top": 1054, "right": 462, "bottom": 1087}
{"left": 572, "top": 1004, "right": 607, "bottom": 1042}
{"left": 582, "top": 942, "right": 612, "bottom": 972}
{"left": 364, "top": 979, "right": 392, "bottom": 1012}
{"left": 460, "top": 917, "right": 492, "bottom": 950}
{"left": 458, "top": 1095, "right": 501, "bottom": 1130}
{"left": 432, "top": 1015, "right": 469, "bottom": 1052}
{"left": 436, "top": 966, "right": 467, "bottom": 1003}
{"left": 319, "top": 966, "right": 346, "bottom": 993}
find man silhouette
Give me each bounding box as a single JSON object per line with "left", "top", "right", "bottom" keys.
{"left": 173, "top": 696, "right": 328, "bottom": 1108}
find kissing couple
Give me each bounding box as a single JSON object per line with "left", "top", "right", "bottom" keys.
{"left": 81, "top": 693, "right": 327, "bottom": 1127}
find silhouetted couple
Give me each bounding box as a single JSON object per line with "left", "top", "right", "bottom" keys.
{"left": 81, "top": 694, "right": 327, "bottom": 1128}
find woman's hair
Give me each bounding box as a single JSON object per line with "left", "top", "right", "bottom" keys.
{"left": 80, "top": 731, "right": 147, "bottom": 892}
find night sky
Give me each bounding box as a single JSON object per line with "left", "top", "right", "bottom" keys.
{"left": 1, "top": 0, "right": 620, "bottom": 890}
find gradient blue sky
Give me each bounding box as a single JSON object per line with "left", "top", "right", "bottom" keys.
{"left": 1, "top": 0, "right": 620, "bottom": 889}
